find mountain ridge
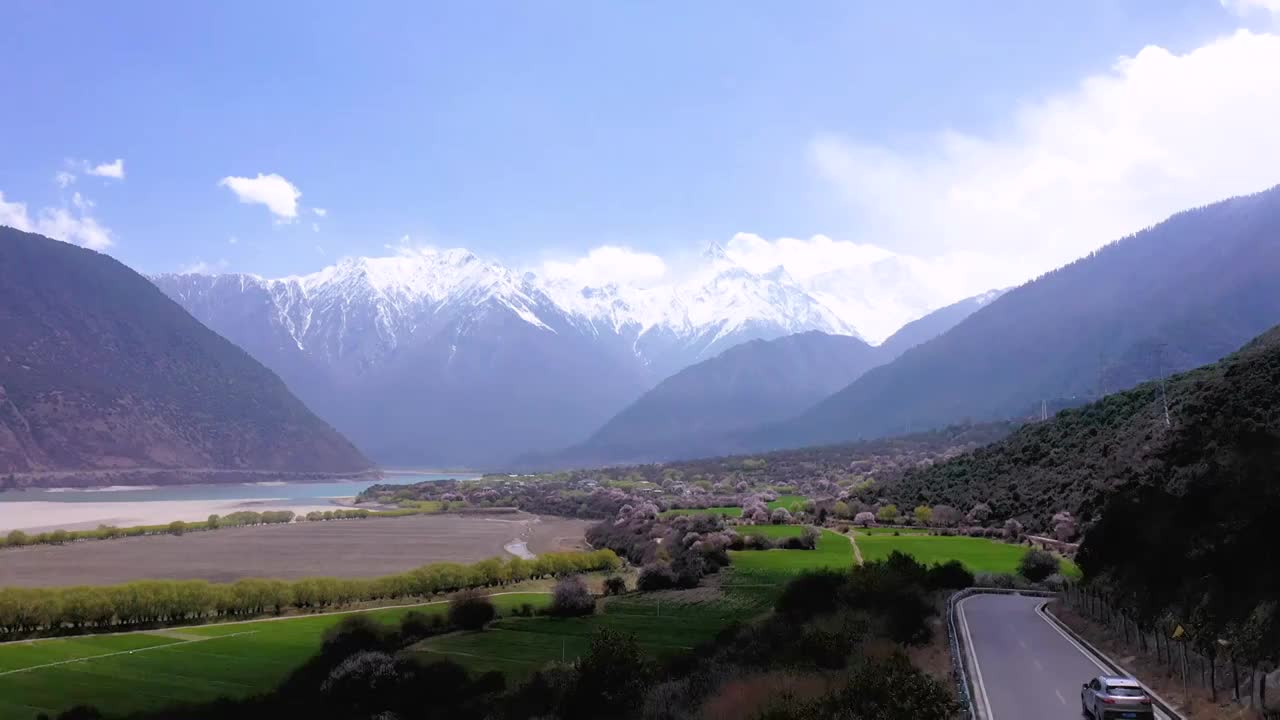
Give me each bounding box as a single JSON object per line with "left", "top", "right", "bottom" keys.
{"left": 0, "top": 227, "right": 373, "bottom": 482}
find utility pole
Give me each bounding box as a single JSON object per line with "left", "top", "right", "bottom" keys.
{"left": 1157, "top": 343, "right": 1172, "bottom": 428}
{"left": 1040, "top": 399, "right": 1048, "bottom": 422}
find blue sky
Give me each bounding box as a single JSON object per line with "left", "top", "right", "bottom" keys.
{"left": 1, "top": 0, "right": 1277, "bottom": 282}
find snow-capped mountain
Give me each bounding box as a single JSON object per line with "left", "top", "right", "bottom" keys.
{"left": 152, "top": 243, "right": 860, "bottom": 466}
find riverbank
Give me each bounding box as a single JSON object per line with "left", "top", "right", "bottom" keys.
{"left": 0, "top": 513, "right": 593, "bottom": 587}
{"left": 0, "top": 496, "right": 362, "bottom": 533}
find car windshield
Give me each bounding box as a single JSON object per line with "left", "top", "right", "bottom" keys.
{"left": 1106, "top": 686, "right": 1145, "bottom": 697}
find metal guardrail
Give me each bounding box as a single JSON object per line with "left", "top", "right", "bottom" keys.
{"left": 1039, "top": 602, "right": 1186, "bottom": 720}
{"left": 946, "top": 587, "right": 1055, "bottom": 720}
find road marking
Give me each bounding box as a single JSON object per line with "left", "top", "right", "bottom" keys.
{"left": 1035, "top": 603, "right": 1173, "bottom": 720}
{"left": 0, "top": 631, "right": 258, "bottom": 676}
{"left": 957, "top": 596, "right": 997, "bottom": 720}
{"left": 1055, "top": 689, "right": 1066, "bottom": 705}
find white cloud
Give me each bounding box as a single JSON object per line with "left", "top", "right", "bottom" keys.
{"left": 218, "top": 173, "right": 301, "bottom": 220}
{"left": 313, "top": 222, "right": 320, "bottom": 232}
{"left": 1221, "top": 0, "right": 1280, "bottom": 17}
{"left": 228, "top": 235, "right": 239, "bottom": 245}
{"left": 179, "top": 258, "right": 229, "bottom": 275}
{"left": 55, "top": 171, "right": 76, "bottom": 188}
{"left": 312, "top": 207, "right": 327, "bottom": 217}
{"left": 86, "top": 158, "right": 125, "bottom": 180}
{"left": 811, "top": 29, "right": 1280, "bottom": 293}
{"left": 0, "top": 190, "right": 114, "bottom": 250}
{"left": 71, "top": 192, "right": 93, "bottom": 210}
{"left": 539, "top": 245, "right": 669, "bottom": 287}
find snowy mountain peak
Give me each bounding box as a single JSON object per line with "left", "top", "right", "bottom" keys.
{"left": 702, "top": 240, "right": 730, "bottom": 263}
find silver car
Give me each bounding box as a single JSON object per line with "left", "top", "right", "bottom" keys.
{"left": 1080, "top": 675, "right": 1155, "bottom": 719}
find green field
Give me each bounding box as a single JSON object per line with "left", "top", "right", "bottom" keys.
{"left": 855, "top": 532, "right": 1081, "bottom": 577}
{"left": 854, "top": 526, "right": 930, "bottom": 535}
{"left": 766, "top": 494, "right": 807, "bottom": 510}
{"left": 728, "top": 527, "right": 855, "bottom": 576}
{"left": 0, "top": 593, "right": 550, "bottom": 720}
{"left": 414, "top": 591, "right": 762, "bottom": 677}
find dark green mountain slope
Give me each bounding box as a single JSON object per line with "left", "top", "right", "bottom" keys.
{"left": 550, "top": 332, "right": 881, "bottom": 465}
{"left": 763, "top": 185, "right": 1280, "bottom": 451}
{"left": 0, "top": 228, "right": 372, "bottom": 479}
{"left": 881, "top": 324, "right": 1280, "bottom": 531}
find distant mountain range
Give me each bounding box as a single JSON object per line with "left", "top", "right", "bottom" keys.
{"left": 154, "top": 243, "right": 975, "bottom": 467}
{"left": 0, "top": 227, "right": 371, "bottom": 481}
{"left": 542, "top": 290, "right": 1003, "bottom": 466}
{"left": 752, "top": 185, "right": 1280, "bottom": 453}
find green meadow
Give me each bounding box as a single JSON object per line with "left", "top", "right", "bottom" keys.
{"left": 0, "top": 594, "right": 550, "bottom": 720}
{"left": 854, "top": 531, "right": 1081, "bottom": 577}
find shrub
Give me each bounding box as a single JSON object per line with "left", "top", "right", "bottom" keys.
{"left": 775, "top": 571, "right": 846, "bottom": 621}
{"left": 876, "top": 505, "right": 899, "bottom": 523}
{"left": 770, "top": 508, "right": 792, "bottom": 525}
{"left": 602, "top": 575, "right": 627, "bottom": 596}
{"left": 636, "top": 562, "right": 677, "bottom": 592}
{"left": 1018, "top": 549, "right": 1060, "bottom": 582}
{"left": 926, "top": 560, "right": 974, "bottom": 590}
{"left": 974, "top": 572, "right": 1031, "bottom": 590}
{"left": 853, "top": 512, "right": 876, "bottom": 527}
{"left": 550, "top": 575, "right": 595, "bottom": 617}
{"left": 448, "top": 590, "right": 497, "bottom": 630}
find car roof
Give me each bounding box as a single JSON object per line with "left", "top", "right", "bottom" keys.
{"left": 1101, "top": 676, "right": 1141, "bottom": 687}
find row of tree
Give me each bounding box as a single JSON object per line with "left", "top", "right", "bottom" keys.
{"left": 2, "top": 510, "right": 301, "bottom": 549}
{"left": 0, "top": 549, "right": 621, "bottom": 637}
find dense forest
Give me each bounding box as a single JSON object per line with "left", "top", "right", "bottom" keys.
{"left": 881, "top": 324, "right": 1280, "bottom": 531}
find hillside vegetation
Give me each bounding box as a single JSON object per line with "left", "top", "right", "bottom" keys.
{"left": 882, "top": 324, "right": 1280, "bottom": 531}
{"left": 761, "top": 185, "right": 1280, "bottom": 452}
{"left": 0, "top": 227, "right": 370, "bottom": 480}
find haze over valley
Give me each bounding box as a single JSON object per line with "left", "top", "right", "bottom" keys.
{"left": 4, "top": 4, "right": 1280, "bottom": 719}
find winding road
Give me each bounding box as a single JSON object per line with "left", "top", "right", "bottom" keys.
{"left": 958, "top": 594, "right": 1170, "bottom": 720}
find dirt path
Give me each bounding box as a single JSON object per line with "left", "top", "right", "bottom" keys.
{"left": 847, "top": 531, "right": 864, "bottom": 565}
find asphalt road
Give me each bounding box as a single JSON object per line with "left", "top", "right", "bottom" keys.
{"left": 958, "top": 594, "right": 1166, "bottom": 720}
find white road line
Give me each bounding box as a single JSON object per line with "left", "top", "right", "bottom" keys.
{"left": 0, "top": 631, "right": 258, "bottom": 677}
{"left": 1055, "top": 689, "right": 1066, "bottom": 705}
{"left": 1035, "top": 603, "right": 1172, "bottom": 720}
{"left": 957, "top": 596, "right": 997, "bottom": 720}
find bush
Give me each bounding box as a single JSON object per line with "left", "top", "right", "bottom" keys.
{"left": 1018, "top": 549, "right": 1060, "bottom": 582}
{"left": 775, "top": 571, "right": 846, "bottom": 621}
{"left": 974, "top": 572, "right": 1031, "bottom": 590}
{"left": 636, "top": 562, "right": 677, "bottom": 592}
{"left": 926, "top": 560, "right": 974, "bottom": 590}
{"left": 550, "top": 575, "right": 595, "bottom": 617}
{"left": 602, "top": 575, "right": 627, "bottom": 596}
{"left": 770, "top": 508, "right": 792, "bottom": 525}
{"left": 448, "top": 590, "right": 497, "bottom": 630}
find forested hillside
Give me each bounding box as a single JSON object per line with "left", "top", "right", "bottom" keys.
{"left": 0, "top": 228, "right": 372, "bottom": 480}
{"left": 552, "top": 332, "right": 881, "bottom": 465}
{"left": 882, "top": 324, "right": 1280, "bottom": 531}
{"left": 760, "top": 185, "right": 1280, "bottom": 451}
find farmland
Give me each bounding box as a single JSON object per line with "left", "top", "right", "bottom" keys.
{"left": 0, "top": 593, "right": 551, "bottom": 720}
{"left": 854, "top": 530, "right": 1081, "bottom": 577}
{"left": 658, "top": 494, "right": 809, "bottom": 519}
{"left": 414, "top": 589, "right": 762, "bottom": 678}
{"left": 413, "top": 525, "right": 850, "bottom": 678}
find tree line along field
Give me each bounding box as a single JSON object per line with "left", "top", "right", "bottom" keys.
{"left": 0, "top": 594, "right": 552, "bottom": 720}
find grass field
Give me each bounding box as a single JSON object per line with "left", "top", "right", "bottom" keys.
{"left": 855, "top": 532, "right": 1081, "bottom": 577}
{"left": 766, "top": 494, "right": 807, "bottom": 510}
{"left": 413, "top": 591, "right": 762, "bottom": 678}
{"left": 0, "top": 593, "right": 551, "bottom": 720}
